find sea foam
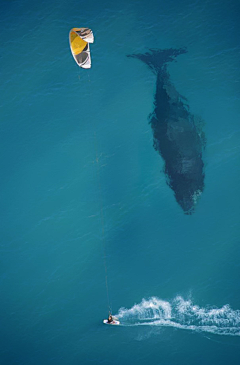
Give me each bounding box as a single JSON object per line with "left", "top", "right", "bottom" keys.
{"left": 116, "top": 296, "right": 240, "bottom": 336}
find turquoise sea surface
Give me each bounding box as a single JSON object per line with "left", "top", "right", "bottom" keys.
{"left": 1, "top": 0, "right": 240, "bottom": 364}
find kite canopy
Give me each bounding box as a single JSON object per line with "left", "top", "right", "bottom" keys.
{"left": 69, "top": 28, "right": 94, "bottom": 69}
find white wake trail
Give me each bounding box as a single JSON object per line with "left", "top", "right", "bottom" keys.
{"left": 115, "top": 296, "right": 240, "bottom": 336}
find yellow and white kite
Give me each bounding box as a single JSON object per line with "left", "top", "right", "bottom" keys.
{"left": 69, "top": 28, "right": 94, "bottom": 69}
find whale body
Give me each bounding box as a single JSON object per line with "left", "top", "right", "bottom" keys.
{"left": 128, "top": 48, "right": 206, "bottom": 214}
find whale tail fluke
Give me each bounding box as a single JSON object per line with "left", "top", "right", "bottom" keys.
{"left": 127, "top": 48, "right": 187, "bottom": 74}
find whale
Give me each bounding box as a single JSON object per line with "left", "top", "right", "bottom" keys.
{"left": 128, "top": 48, "right": 206, "bottom": 214}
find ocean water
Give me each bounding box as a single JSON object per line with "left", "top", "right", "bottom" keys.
{"left": 1, "top": 0, "right": 240, "bottom": 364}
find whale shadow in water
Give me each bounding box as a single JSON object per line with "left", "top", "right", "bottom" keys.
{"left": 128, "top": 48, "right": 206, "bottom": 215}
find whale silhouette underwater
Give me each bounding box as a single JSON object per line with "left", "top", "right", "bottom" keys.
{"left": 128, "top": 48, "right": 206, "bottom": 215}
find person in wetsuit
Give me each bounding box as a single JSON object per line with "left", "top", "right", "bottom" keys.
{"left": 107, "top": 314, "right": 113, "bottom": 323}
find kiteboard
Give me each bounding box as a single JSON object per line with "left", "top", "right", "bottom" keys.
{"left": 103, "top": 319, "right": 120, "bottom": 325}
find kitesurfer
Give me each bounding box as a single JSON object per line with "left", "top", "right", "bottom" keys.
{"left": 107, "top": 314, "right": 113, "bottom": 323}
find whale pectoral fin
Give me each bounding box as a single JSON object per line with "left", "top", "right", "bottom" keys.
{"left": 194, "top": 115, "right": 206, "bottom": 148}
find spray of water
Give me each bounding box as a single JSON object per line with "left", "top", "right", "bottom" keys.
{"left": 115, "top": 296, "right": 240, "bottom": 336}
